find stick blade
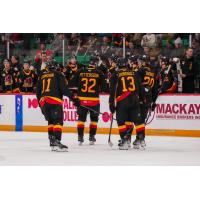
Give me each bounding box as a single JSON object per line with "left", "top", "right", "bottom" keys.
{"left": 108, "top": 141, "right": 113, "bottom": 147}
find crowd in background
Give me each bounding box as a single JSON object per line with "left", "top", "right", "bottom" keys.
{"left": 0, "top": 33, "right": 200, "bottom": 93}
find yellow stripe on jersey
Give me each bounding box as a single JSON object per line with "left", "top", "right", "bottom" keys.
{"left": 78, "top": 96, "right": 99, "bottom": 101}
{"left": 45, "top": 96, "right": 63, "bottom": 103}
{"left": 125, "top": 122, "right": 133, "bottom": 126}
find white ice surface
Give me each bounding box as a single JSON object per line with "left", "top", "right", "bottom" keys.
{"left": 0, "top": 131, "right": 200, "bottom": 166}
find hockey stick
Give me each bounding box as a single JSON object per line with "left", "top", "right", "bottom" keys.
{"left": 144, "top": 105, "right": 156, "bottom": 126}
{"left": 80, "top": 105, "right": 117, "bottom": 121}
{"left": 81, "top": 104, "right": 114, "bottom": 147}
{"left": 108, "top": 115, "right": 114, "bottom": 147}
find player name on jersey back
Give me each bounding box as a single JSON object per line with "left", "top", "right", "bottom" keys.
{"left": 80, "top": 73, "right": 99, "bottom": 78}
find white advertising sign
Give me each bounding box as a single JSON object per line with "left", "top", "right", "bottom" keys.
{"left": 147, "top": 94, "right": 200, "bottom": 130}
{"left": 0, "top": 95, "right": 15, "bottom": 125}
{"left": 22, "top": 94, "right": 200, "bottom": 131}
{"left": 23, "top": 95, "right": 116, "bottom": 128}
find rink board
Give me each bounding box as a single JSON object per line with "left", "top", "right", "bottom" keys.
{"left": 0, "top": 94, "right": 200, "bottom": 137}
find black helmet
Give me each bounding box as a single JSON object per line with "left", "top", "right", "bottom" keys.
{"left": 139, "top": 54, "right": 149, "bottom": 62}
{"left": 160, "top": 56, "right": 169, "bottom": 64}
{"left": 117, "top": 57, "right": 126, "bottom": 67}
{"left": 128, "top": 55, "right": 138, "bottom": 63}
{"left": 45, "top": 59, "right": 57, "bottom": 70}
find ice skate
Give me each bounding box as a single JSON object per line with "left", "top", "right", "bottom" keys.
{"left": 51, "top": 140, "right": 68, "bottom": 152}
{"left": 89, "top": 135, "right": 96, "bottom": 145}
{"left": 140, "top": 139, "right": 146, "bottom": 150}
{"left": 133, "top": 138, "right": 146, "bottom": 150}
{"left": 78, "top": 135, "right": 84, "bottom": 146}
{"left": 118, "top": 139, "right": 122, "bottom": 147}
{"left": 133, "top": 138, "right": 140, "bottom": 149}
{"left": 119, "top": 139, "right": 129, "bottom": 150}
{"left": 49, "top": 136, "right": 56, "bottom": 147}
{"left": 127, "top": 137, "right": 131, "bottom": 148}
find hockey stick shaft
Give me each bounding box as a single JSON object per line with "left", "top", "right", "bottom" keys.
{"left": 80, "top": 105, "right": 117, "bottom": 121}
{"left": 108, "top": 115, "right": 114, "bottom": 143}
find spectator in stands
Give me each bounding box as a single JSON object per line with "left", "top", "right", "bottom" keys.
{"left": 35, "top": 43, "right": 53, "bottom": 59}
{"left": 11, "top": 55, "right": 21, "bottom": 71}
{"left": 83, "top": 34, "right": 99, "bottom": 56}
{"left": 10, "top": 34, "right": 23, "bottom": 49}
{"left": 34, "top": 43, "right": 54, "bottom": 71}
{"left": 33, "top": 51, "right": 49, "bottom": 74}
{"left": 37, "top": 34, "right": 54, "bottom": 44}
{"left": 22, "top": 33, "right": 36, "bottom": 50}
{"left": 52, "top": 34, "right": 64, "bottom": 56}
{"left": 112, "top": 33, "right": 123, "bottom": 46}
{"left": 126, "top": 42, "right": 136, "bottom": 55}
{"left": 132, "top": 33, "right": 143, "bottom": 47}
{"left": 68, "top": 33, "right": 80, "bottom": 48}
{"left": 192, "top": 39, "right": 200, "bottom": 59}
{"left": 160, "top": 40, "right": 173, "bottom": 58}
{"left": 192, "top": 39, "right": 200, "bottom": 92}
{"left": 100, "top": 36, "right": 111, "bottom": 56}
{"left": 66, "top": 34, "right": 82, "bottom": 56}
{"left": 171, "top": 37, "right": 185, "bottom": 58}
{"left": 180, "top": 48, "right": 197, "bottom": 93}
{"left": 0, "top": 35, "right": 7, "bottom": 61}
{"left": 142, "top": 46, "right": 150, "bottom": 56}
{"left": 141, "top": 33, "right": 157, "bottom": 48}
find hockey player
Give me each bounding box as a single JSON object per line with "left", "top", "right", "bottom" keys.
{"left": 108, "top": 55, "right": 118, "bottom": 75}
{"left": 19, "top": 60, "right": 38, "bottom": 93}
{"left": 109, "top": 57, "right": 145, "bottom": 150}
{"left": 64, "top": 56, "right": 82, "bottom": 86}
{"left": 159, "top": 56, "right": 178, "bottom": 93}
{"left": 128, "top": 55, "right": 139, "bottom": 72}
{"left": 132, "top": 54, "right": 157, "bottom": 149}
{"left": 0, "top": 59, "right": 20, "bottom": 93}
{"left": 70, "top": 56, "right": 108, "bottom": 145}
{"left": 36, "top": 61, "right": 80, "bottom": 152}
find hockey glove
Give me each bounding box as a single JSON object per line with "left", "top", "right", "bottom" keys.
{"left": 109, "top": 102, "right": 116, "bottom": 114}
{"left": 73, "top": 98, "right": 81, "bottom": 107}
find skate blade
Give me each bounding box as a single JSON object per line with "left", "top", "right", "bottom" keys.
{"left": 119, "top": 144, "right": 129, "bottom": 150}
{"left": 51, "top": 146, "right": 68, "bottom": 152}
{"left": 89, "top": 141, "right": 95, "bottom": 145}
{"left": 133, "top": 145, "right": 145, "bottom": 150}
{"left": 79, "top": 142, "right": 83, "bottom": 146}
{"left": 133, "top": 145, "right": 140, "bottom": 149}
{"left": 119, "top": 147, "right": 129, "bottom": 150}
{"left": 140, "top": 146, "right": 146, "bottom": 150}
